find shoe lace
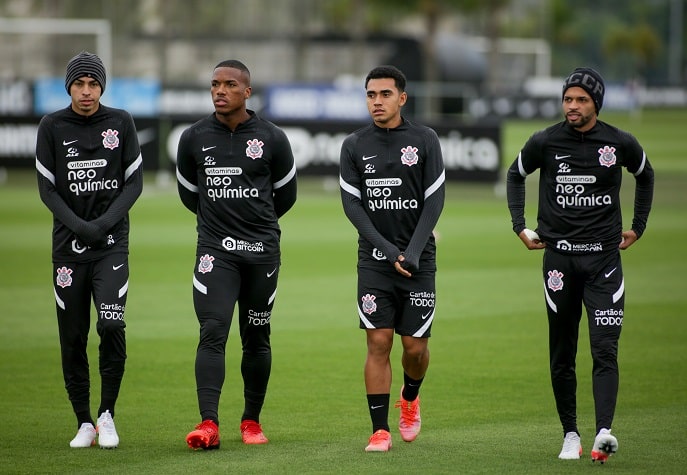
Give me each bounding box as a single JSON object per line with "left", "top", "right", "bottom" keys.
{"left": 395, "top": 399, "right": 418, "bottom": 425}
{"left": 369, "top": 430, "right": 389, "bottom": 443}
{"left": 241, "top": 421, "right": 262, "bottom": 435}
{"left": 197, "top": 420, "right": 217, "bottom": 434}
{"left": 98, "top": 414, "right": 116, "bottom": 435}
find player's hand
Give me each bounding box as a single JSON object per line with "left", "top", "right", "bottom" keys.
{"left": 619, "top": 230, "right": 638, "bottom": 250}
{"left": 519, "top": 228, "right": 545, "bottom": 250}
{"left": 394, "top": 255, "right": 412, "bottom": 278}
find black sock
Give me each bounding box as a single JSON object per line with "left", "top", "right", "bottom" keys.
{"left": 402, "top": 373, "right": 424, "bottom": 401}
{"left": 367, "top": 394, "right": 390, "bottom": 433}
{"left": 76, "top": 410, "right": 94, "bottom": 428}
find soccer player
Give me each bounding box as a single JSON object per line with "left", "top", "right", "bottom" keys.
{"left": 506, "top": 67, "right": 654, "bottom": 463}
{"left": 339, "top": 65, "right": 445, "bottom": 452}
{"left": 35, "top": 51, "right": 143, "bottom": 449}
{"left": 177, "top": 60, "right": 297, "bottom": 450}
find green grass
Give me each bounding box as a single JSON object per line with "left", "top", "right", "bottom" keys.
{"left": 1, "top": 109, "right": 686, "bottom": 474}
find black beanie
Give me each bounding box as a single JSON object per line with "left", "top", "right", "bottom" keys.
{"left": 562, "top": 67, "right": 605, "bottom": 113}
{"left": 65, "top": 51, "right": 106, "bottom": 94}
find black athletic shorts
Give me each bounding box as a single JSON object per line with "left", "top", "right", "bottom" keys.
{"left": 357, "top": 266, "right": 436, "bottom": 337}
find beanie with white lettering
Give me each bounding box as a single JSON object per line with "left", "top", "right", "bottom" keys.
{"left": 562, "top": 67, "right": 604, "bottom": 114}
{"left": 65, "top": 51, "right": 106, "bottom": 94}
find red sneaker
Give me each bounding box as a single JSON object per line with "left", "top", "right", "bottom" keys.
{"left": 186, "top": 420, "right": 220, "bottom": 450}
{"left": 240, "top": 420, "right": 268, "bottom": 444}
{"left": 395, "top": 386, "right": 421, "bottom": 442}
{"left": 365, "top": 429, "right": 392, "bottom": 452}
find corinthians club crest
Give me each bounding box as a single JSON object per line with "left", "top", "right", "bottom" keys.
{"left": 361, "top": 293, "right": 377, "bottom": 314}
{"left": 598, "top": 145, "right": 616, "bottom": 168}
{"left": 400, "top": 145, "right": 419, "bottom": 166}
{"left": 56, "top": 266, "right": 73, "bottom": 288}
{"left": 198, "top": 254, "right": 215, "bottom": 274}
{"left": 547, "top": 270, "right": 564, "bottom": 292}
{"left": 101, "top": 128, "right": 120, "bottom": 150}
{"left": 246, "top": 139, "right": 264, "bottom": 159}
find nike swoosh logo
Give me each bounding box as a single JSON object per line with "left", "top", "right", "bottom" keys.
{"left": 266, "top": 267, "right": 277, "bottom": 278}
{"left": 555, "top": 154, "right": 571, "bottom": 160}
{"left": 370, "top": 405, "right": 384, "bottom": 410}
{"left": 113, "top": 264, "right": 124, "bottom": 270}
{"left": 421, "top": 311, "right": 432, "bottom": 320}
{"left": 362, "top": 155, "right": 377, "bottom": 161}
{"left": 202, "top": 146, "right": 216, "bottom": 151}
{"left": 63, "top": 139, "right": 78, "bottom": 146}
{"left": 604, "top": 267, "right": 617, "bottom": 278}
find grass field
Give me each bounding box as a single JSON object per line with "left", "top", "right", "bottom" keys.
{"left": 1, "top": 110, "right": 685, "bottom": 474}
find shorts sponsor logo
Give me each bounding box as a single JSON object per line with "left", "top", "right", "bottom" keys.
{"left": 266, "top": 267, "right": 277, "bottom": 278}
{"left": 409, "top": 291, "right": 435, "bottom": 308}
{"left": 594, "top": 309, "right": 623, "bottom": 326}
{"left": 248, "top": 309, "right": 271, "bottom": 326}
{"left": 361, "top": 293, "right": 377, "bottom": 314}
{"left": 547, "top": 269, "right": 564, "bottom": 292}
{"left": 99, "top": 302, "right": 125, "bottom": 320}
{"left": 113, "top": 264, "right": 124, "bottom": 271}
{"left": 56, "top": 266, "right": 73, "bottom": 288}
{"left": 198, "top": 254, "right": 215, "bottom": 273}
{"left": 605, "top": 267, "right": 617, "bottom": 278}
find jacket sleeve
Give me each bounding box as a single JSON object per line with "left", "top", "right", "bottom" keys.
{"left": 339, "top": 134, "right": 401, "bottom": 265}
{"left": 176, "top": 127, "right": 199, "bottom": 214}
{"left": 402, "top": 128, "right": 445, "bottom": 272}
{"left": 506, "top": 132, "right": 542, "bottom": 235}
{"left": 270, "top": 127, "right": 297, "bottom": 218}
{"left": 35, "top": 115, "right": 103, "bottom": 246}
{"left": 622, "top": 133, "right": 654, "bottom": 238}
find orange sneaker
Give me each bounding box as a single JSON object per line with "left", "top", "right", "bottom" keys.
{"left": 186, "top": 420, "right": 220, "bottom": 450}
{"left": 395, "top": 387, "right": 421, "bottom": 442}
{"left": 365, "top": 429, "right": 392, "bottom": 452}
{"left": 240, "top": 420, "right": 268, "bottom": 444}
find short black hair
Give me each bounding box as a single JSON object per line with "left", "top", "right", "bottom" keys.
{"left": 214, "top": 59, "right": 251, "bottom": 83}
{"left": 365, "top": 65, "right": 406, "bottom": 92}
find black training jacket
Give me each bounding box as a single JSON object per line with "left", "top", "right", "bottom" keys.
{"left": 36, "top": 104, "right": 143, "bottom": 262}
{"left": 506, "top": 120, "right": 654, "bottom": 254}
{"left": 176, "top": 111, "right": 297, "bottom": 263}
{"left": 339, "top": 118, "right": 445, "bottom": 272}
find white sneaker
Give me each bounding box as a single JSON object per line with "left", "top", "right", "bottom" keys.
{"left": 591, "top": 428, "right": 618, "bottom": 463}
{"left": 70, "top": 422, "right": 96, "bottom": 448}
{"left": 96, "top": 410, "right": 119, "bottom": 449}
{"left": 558, "top": 431, "right": 582, "bottom": 459}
